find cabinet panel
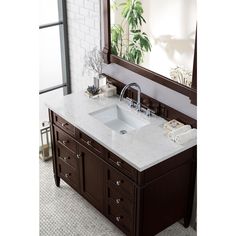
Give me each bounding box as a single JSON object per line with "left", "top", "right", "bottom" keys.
{"left": 79, "top": 144, "right": 105, "bottom": 213}
{"left": 141, "top": 162, "right": 191, "bottom": 236}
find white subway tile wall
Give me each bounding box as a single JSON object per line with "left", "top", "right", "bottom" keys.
{"left": 67, "top": 0, "right": 101, "bottom": 92}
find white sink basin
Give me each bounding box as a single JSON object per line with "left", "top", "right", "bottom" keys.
{"left": 90, "top": 105, "right": 150, "bottom": 133}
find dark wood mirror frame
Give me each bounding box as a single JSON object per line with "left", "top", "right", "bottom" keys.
{"left": 102, "top": 0, "right": 197, "bottom": 105}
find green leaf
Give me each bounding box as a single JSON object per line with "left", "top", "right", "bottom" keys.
{"left": 131, "top": 29, "right": 141, "bottom": 33}
{"left": 112, "top": 0, "right": 152, "bottom": 64}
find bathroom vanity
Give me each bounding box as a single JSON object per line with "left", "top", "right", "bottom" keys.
{"left": 47, "top": 86, "right": 196, "bottom": 236}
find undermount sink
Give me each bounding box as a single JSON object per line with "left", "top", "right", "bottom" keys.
{"left": 89, "top": 105, "right": 150, "bottom": 133}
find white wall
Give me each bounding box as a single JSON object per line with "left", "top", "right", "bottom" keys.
{"left": 67, "top": 0, "right": 196, "bottom": 119}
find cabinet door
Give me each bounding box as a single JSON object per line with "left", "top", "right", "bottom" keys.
{"left": 79, "top": 143, "right": 105, "bottom": 213}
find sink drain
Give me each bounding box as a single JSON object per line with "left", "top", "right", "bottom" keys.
{"left": 120, "top": 129, "right": 127, "bottom": 135}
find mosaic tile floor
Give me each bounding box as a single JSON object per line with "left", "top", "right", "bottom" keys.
{"left": 40, "top": 160, "right": 196, "bottom": 236}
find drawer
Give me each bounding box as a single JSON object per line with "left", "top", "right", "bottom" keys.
{"left": 107, "top": 182, "right": 134, "bottom": 215}
{"left": 107, "top": 167, "right": 135, "bottom": 199}
{"left": 57, "top": 159, "right": 79, "bottom": 190}
{"left": 107, "top": 202, "right": 134, "bottom": 234}
{"left": 53, "top": 112, "right": 75, "bottom": 137}
{"left": 77, "top": 130, "right": 106, "bottom": 159}
{"left": 108, "top": 152, "right": 137, "bottom": 181}
{"left": 54, "top": 126, "right": 77, "bottom": 154}
{"left": 55, "top": 142, "right": 78, "bottom": 169}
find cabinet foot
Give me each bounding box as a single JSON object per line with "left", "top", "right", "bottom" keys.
{"left": 184, "top": 217, "right": 190, "bottom": 228}
{"left": 54, "top": 175, "right": 60, "bottom": 187}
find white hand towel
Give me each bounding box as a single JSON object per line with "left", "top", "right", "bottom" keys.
{"left": 168, "top": 125, "right": 191, "bottom": 141}
{"left": 175, "top": 128, "right": 197, "bottom": 144}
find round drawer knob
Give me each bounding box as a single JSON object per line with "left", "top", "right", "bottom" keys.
{"left": 116, "top": 216, "right": 121, "bottom": 222}
{"left": 116, "top": 161, "right": 121, "bottom": 167}
{"left": 116, "top": 198, "right": 121, "bottom": 204}
{"left": 87, "top": 141, "right": 92, "bottom": 145}
{"left": 116, "top": 180, "right": 121, "bottom": 186}
{"left": 65, "top": 173, "right": 71, "bottom": 178}
{"left": 63, "top": 156, "right": 69, "bottom": 161}
{"left": 62, "top": 140, "right": 67, "bottom": 145}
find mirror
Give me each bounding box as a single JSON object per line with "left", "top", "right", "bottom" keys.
{"left": 103, "top": 0, "right": 197, "bottom": 104}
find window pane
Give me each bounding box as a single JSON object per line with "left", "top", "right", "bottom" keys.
{"left": 39, "top": 26, "right": 63, "bottom": 91}
{"left": 39, "top": 0, "right": 59, "bottom": 25}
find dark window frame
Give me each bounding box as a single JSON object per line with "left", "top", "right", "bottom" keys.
{"left": 39, "top": 0, "right": 71, "bottom": 96}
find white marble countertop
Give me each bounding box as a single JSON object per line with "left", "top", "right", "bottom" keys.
{"left": 46, "top": 91, "right": 196, "bottom": 171}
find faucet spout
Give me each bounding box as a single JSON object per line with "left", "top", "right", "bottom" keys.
{"left": 119, "top": 84, "right": 130, "bottom": 101}
{"left": 119, "top": 82, "right": 141, "bottom": 111}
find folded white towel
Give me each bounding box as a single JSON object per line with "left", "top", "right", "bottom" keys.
{"left": 168, "top": 125, "right": 191, "bottom": 141}
{"left": 175, "top": 128, "right": 197, "bottom": 144}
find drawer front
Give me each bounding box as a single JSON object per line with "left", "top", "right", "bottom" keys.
{"left": 107, "top": 202, "right": 134, "bottom": 235}
{"left": 55, "top": 143, "right": 78, "bottom": 169}
{"left": 53, "top": 112, "right": 75, "bottom": 137}
{"left": 57, "top": 159, "right": 79, "bottom": 190}
{"left": 107, "top": 167, "right": 135, "bottom": 199}
{"left": 78, "top": 130, "right": 106, "bottom": 159}
{"left": 108, "top": 152, "right": 137, "bottom": 181}
{"left": 54, "top": 126, "right": 77, "bottom": 154}
{"left": 107, "top": 183, "right": 134, "bottom": 215}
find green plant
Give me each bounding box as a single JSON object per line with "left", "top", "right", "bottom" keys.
{"left": 111, "top": 0, "right": 152, "bottom": 65}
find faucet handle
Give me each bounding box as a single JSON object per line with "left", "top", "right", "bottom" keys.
{"left": 145, "top": 108, "right": 156, "bottom": 116}
{"left": 126, "top": 97, "right": 135, "bottom": 108}
{"left": 140, "top": 105, "right": 155, "bottom": 116}
{"left": 145, "top": 109, "right": 151, "bottom": 116}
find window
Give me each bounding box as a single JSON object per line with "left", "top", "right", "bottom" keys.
{"left": 39, "top": 0, "right": 71, "bottom": 124}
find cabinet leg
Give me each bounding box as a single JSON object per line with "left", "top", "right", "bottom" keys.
{"left": 184, "top": 216, "right": 191, "bottom": 228}
{"left": 54, "top": 175, "right": 60, "bottom": 187}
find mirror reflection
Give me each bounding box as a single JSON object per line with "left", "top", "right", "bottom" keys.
{"left": 110, "top": 0, "right": 197, "bottom": 87}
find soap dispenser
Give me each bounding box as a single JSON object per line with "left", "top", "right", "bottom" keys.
{"left": 101, "top": 82, "right": 117, "bottom": 97}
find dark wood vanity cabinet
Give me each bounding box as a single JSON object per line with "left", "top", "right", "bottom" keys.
{"left": 49, "top": 110, "right": 196, "bottom": 236}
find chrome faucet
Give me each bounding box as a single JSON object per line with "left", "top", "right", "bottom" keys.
{"left": 120, "top": 82, "right": 141, "bottom": 111}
